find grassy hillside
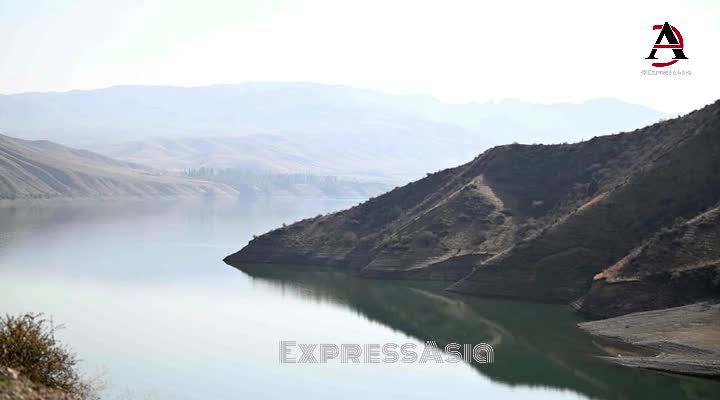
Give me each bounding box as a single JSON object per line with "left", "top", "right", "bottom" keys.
{"left": 0, "top": 134, "right": 236, "bottom": 200}
{"left": 225, "top": 99, "right": 720, "bottom": 315}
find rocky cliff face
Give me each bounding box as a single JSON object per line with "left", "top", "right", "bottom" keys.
{"left": 225, "top": 100, "right": 720, "bottom": 315}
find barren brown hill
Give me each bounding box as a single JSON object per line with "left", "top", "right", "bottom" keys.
{"left": 579, "top": 204, "right": 720, "bottom": 318}
{"left": 0, "top": 134, "right": 236, "bottom": 200}
{"left": 225, "top": 100, "right": 720, "bottom": 313}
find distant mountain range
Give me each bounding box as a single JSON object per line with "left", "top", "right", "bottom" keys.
{"left": 0, "top": 134, "right": 238, "bottom": 200}
{"left": 0, "top": 83, "right": 667, "bottom": 182}
{"left": 0, "top": 133, "right": 392, "bottom": 201}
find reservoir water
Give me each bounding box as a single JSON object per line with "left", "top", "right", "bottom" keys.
{"left": 1, "top": 198, "right": 718, "bottom": 399}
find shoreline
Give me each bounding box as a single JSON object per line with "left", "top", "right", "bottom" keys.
{"left": 579, "top": 302, "right": 720, "bottom": 379}
{"left": 0, "top": 193, "right": 377, "bottom": 207}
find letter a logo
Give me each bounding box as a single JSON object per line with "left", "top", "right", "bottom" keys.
{"left": 646, "top": 22, "right": 688, "bottom": 67}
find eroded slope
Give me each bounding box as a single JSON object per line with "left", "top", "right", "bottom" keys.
{"left": 578, "top": 204, "right": 720, "bottom": 318}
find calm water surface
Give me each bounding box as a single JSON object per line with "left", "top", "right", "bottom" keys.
{"left": 1, "top": 198, "right": 718, "bottom": 400}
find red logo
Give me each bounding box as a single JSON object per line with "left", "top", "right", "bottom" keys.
{"left": 646, "top": 22, "right": 688, "bottom": 67}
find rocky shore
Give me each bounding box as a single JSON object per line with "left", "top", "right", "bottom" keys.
{"left": 579, "top": 302, "right": 720, "bottom": 378}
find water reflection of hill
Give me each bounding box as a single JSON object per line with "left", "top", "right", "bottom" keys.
{"left": 236, "top": 264, "right": 720, "bottom": 400}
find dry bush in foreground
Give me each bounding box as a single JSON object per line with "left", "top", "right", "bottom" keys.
{"left": 0, "top": 313, "right": 101, "bottom": 399}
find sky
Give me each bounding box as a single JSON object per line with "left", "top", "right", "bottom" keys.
{"left": 0, "top": 0, "right": 718, "bottom": 114}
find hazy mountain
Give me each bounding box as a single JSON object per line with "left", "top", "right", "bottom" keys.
{"left": 88, "top": 135, "right": 454, "bottom": 182}
{"left": 92, "top": 136, "right": 317, "bottom": 174}
{"left": 185, "top": 167, "right": 392, "bottom": 200}
{"left": 0, "top": 83, "right": 666, "bottom": 181}
{"left": 225, "top": 99, "right": 720, "bottom": 319}
{"left": 0, "top": 134, "right": 236, "bottom": 200}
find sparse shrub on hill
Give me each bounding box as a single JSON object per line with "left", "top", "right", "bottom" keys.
{"left": 388, "top": 206, "right": 403, "bottom": 220}
{"left": 415, "top": 231, "right": 438, "bottom": 246}
{"left": 341, "top": 231, "right": 358, "bottom": 246}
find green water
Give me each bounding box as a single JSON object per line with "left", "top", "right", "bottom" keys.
{"left": 240, "top": 265, "right": 720, "bottom": 400}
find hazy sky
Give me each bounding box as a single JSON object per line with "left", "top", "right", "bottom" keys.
{"left": 1, "top": 0, "right": 718, "bottom": 113}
